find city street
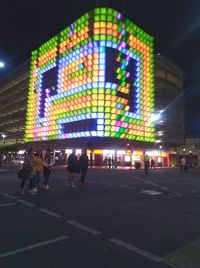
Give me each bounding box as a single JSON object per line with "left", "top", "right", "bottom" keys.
{"left": 0, "top": 166, "right": 200, "bottom": 267}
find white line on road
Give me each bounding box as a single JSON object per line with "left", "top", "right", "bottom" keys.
{"left": 18, "top": 200, "right": 35, "bottom": 207}
{"left": 67, "top": 220, "right": 101, "bottom": 235}
{"left": 0, "top": 236, "right": 68, "bottom": 258}
{"left": 2, "top": 193, "right": 17, "bottom": 200}
{"left": 0, "top": 203, "right": 16, "bottom": 207}
{"left": 119, "top": 185, "right": 136, "bottom": 190}
{"left": 109, "top": 238, "right": 162, "bottom": 262}
{"left": 100, "top": 182, "right": 114, "bottom": 186}
{"left": 38, "top": 208, "right": 63, "bottom": 218}
{"left": 133, "top": 176, "right": 183, "bottom": 197}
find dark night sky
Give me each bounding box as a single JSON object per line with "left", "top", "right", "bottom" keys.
{"left": 0, "top": 0, "right": 200, "bottom": 135}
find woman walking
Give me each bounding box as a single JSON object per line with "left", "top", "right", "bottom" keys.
{"left": 43, "top": 149, "right": 55, "bottom": 189}
{"left": 29, "top": 150, "right": 43, "bottom": 194}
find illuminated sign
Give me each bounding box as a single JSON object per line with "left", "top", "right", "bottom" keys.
{"left": 25, "top": 7, "right": 155, "bottom": 142}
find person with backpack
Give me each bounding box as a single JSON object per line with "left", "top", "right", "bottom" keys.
{"left": 18, "top": 148, "right": 34, "bottom": 195}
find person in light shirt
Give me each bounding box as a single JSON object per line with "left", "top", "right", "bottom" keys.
{"left": 180, "top": 157, "right": 187, "bottom": 171}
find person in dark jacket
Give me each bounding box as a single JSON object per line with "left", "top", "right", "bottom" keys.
{"left": 19, "top": 148, "right": 34, "bottom": 195}
{"left": 79, "top": 149, "right": 89, "bottom": 186}
{"left": 66, "top": 149, "right": 79, "bottom": 188}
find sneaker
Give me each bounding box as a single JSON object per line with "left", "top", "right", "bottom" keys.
{"left": 28, "top": 190, "right": 37, "bottom": 195}
{"left": 46, "top": 185, "right": 50, "bottom": 190}
{"left": 70, "top": 184, "right": 77, "bottom": 189}
{"left": 32, "top": 188, "right": 37, "bottom": 193}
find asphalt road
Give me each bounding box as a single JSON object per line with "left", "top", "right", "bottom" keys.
{"left": 0, "top": 165, "right": 200, "bottom": 268}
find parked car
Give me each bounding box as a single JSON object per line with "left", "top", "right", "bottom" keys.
{"left": 11, "top": 158, "right": 24, "bottom": 165}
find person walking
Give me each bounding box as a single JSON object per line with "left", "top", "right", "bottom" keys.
{"left": 144, "top": 154, "right": 150, "bottom": 176}
{"left": 150, "top": 158, "right": 156, "bottom": 170}
{"left": 66, "top": 149, "right": 79, "bottom": 188}
{"left": 43, "top": 149, "right": 55, "bottom": 189}
{"left": 180, "top": 157, "right": 187, "bottom": 172}
{"left": 29, "top": 150, "right": 43, "bottom": 194}
{"left": 79, "top": 149, "right": 89, "bottom": 186}
{"left": 103, "top": 157, "right": 108, "bottom": 168}
{"left": 108, "top": 157, "right": 112, "bottom": 169}
{"left": 19, "top": 148, "right": 34, "bottom": 195}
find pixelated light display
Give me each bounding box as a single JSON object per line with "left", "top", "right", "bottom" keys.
{"left": 25, "top": 7, "right": 155, "bottom": 142}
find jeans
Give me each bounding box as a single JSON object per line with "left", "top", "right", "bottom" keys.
{"left": 43, "top": 167, "right": 51, "bottom": 185}
{"left": 79, "top": 169, "right": 88, "bottom": 184}
{"left": 32, "top": 171, "right": 42, "bottom": 188}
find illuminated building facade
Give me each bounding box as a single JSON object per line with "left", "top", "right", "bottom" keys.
{"left": 25, "top": 7, "right": 155, "bottom": 143}
{"left": 0, "top": 8, "right": 185, "bottom": 166}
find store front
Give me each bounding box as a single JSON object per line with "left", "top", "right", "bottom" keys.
{"left": 58, "top": 148, "right": 170, "bottom": 168}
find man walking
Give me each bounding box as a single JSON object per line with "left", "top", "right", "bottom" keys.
{"left": 144, "top": 154, "right": 150, "bottom": 176}
{"left": 79, "top": 149, "right": 89, "bottom": 186}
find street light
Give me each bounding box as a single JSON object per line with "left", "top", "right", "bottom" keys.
{"left": 149, "top": 113, "right": 161, "bottom": 123}
{"left": 1, "top": 134, "right": 7, "bottom": 143}
{"left": 0, "top": 61, "right": 5, "bottom": 68}
{"left": 144, "top": 111, "right": 163, "bottom": 141}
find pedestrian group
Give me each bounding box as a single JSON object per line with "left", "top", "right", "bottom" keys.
{"left": 18, "top": 148, "right": 89, "bottom": 195}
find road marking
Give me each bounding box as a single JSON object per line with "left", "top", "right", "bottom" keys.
{"left": 109, "top": 238, "right": 162, "bottom": 262}
{"left": 2, "top": 193, "right": 17, "bottom": 200}
{"left": 0, "top": 203, "right": 16, "bottom": 207}
{"left": 163, "top": 235, "right": 200, "bottom": 267}
{"left": 119, "top": 185, "right": 136, "bottom": 190}
{"left": 141, "top": 190, "right": 162, "bottom": 195}
{"left": 18, "top": 200, "right": 35, "bottom": 207}
{"left": 67, "top": 220, "right": 101, "bottom": 235}
{"left": 100, "top": 182, "right": 114, "bottom": 186}
{"left": 0, "top": 236, "right": 68, "bottom": 258}
{"left": 38, "top": 208, "right": 63, "bottom": 218}
{"left": 133, "top": 176, "right": 183, "bottom": 197}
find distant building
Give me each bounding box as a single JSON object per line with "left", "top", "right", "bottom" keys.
{"left": 177, "top": 137, "right": 200, "bottom": 167}
{"left": 154, "top": 54, "right": 185, "bottom": 149}
{"left": 0, "top": 61, "right": 29, "bottom": 146}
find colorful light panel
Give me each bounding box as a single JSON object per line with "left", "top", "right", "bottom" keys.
{"left": 25, "top": 7, "right": 155, "bottom": 142}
